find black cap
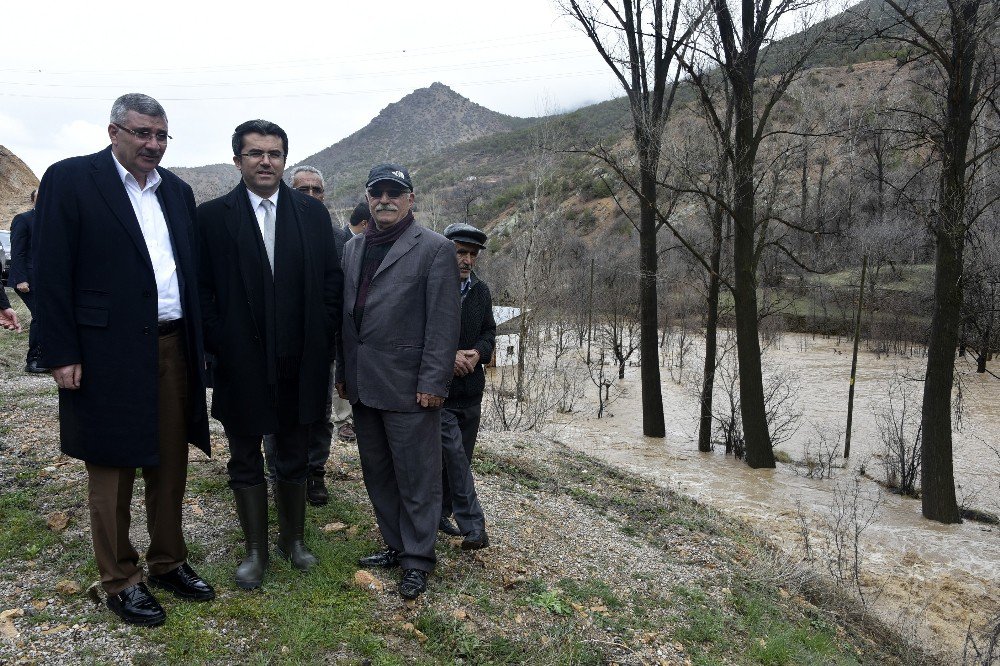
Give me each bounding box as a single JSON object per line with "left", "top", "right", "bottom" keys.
{"left": 366, "top": 163, "right": 413, "bottom": 191}
{"left": 443, "top": 222, "right": 488, "bottom": 249}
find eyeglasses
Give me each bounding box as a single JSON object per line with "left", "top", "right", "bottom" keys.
{"left": 113, "top": 123, "right": 171, "bottom": 143}
{"left": 367, "top": 186, "right": 410, "bottom": 199}
{"left": 239, "top": 150, "right": 285, "bottom": 161}
{"left": 296, "top": 185, "right": 324, "bottom": 194}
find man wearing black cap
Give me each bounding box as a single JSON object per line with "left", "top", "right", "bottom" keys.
{"left": 439, "top": 223, "right": 495, "bottom": 550}
{"left": 336, "top": 163, "right": 460, "bottom": 600}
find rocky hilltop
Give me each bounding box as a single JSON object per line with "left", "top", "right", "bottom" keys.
{"left": 174, "top": 83, "right": 535, "bottom": 204}
{"left": 298, "top": 82, "right": 533, "bottom": 196}
{"left": 0, "top": 147, "right": 39, "bottom": 230}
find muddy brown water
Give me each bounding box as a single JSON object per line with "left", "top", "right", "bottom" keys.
{"left": 539, "top": 333, "right": 999, "bottom": 658}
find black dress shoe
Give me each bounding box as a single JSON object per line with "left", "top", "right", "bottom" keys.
{"left": 438, "top": 516, "right": 461, "bottom": 536}
{"left": 106, "top": 582, "right": 166, "bottom": 627}
{"left": 307, "top": 476, "right": 329, "bottom": 506}
{"left": 358, "top": 547, "right": 400, "bottom": 569}
{"left": 399, "top": 568, "right": 429, "bottom": 600}
{"left": 148, "top": 562, "right": 216, "bottom": 601}
{"left": 461, "top": 529, "right": 490, "bottom": 551}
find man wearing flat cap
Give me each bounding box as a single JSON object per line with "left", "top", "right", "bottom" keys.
{"left": 438, "top": 223, "right": 495, "bottom": 550}
{"left": 337, "top": 163, "right": 460, "bottom": 600}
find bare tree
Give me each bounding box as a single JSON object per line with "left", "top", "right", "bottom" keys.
{"left": 563, "top": 0, "right": 702, "bottom": 437}
{"left": 860, "top": 0, "right": 1000, "bottom": 522}
{"left": 674, "top": 0, "right": 833, "bottom": 467}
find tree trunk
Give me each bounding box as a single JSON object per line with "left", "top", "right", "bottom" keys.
{"left": 638, "top": 154, "right": 666, "bottom": 437}
{"left": 731, "top": 73, "right": 774, "bottom": 468}
{"left": 919, "top": 0, "right": 980, "bottom": 524}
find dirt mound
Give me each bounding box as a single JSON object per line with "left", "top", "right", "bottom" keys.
{"left": 0, "top": 146, "right": 39, "bottom": 229}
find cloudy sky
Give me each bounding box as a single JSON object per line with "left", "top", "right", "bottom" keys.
{"left": 1, "top": 0, "right": 623, "bottom": 178}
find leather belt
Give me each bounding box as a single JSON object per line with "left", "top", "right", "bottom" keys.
{"left": 157, "top": 319, "right": 183, "bottom": 336}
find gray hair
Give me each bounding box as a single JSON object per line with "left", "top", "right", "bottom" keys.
{"left": 290, "top": 165, "right": 324, "bottom": 182}
{"left": 110, "top": 93, "right": 167, "bottom": 125}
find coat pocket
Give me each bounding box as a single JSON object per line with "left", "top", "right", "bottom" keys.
{"left": 75, "top": 305, "right": 109, "bottom": 328}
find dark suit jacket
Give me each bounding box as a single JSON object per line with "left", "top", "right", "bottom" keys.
{"left": 336, "top": 220, "right": 460, "bottom": 412}
{"left": 8, "top": 208, "right": 34, "bottom": 287}
{"left": 197, "top": 181, "right": 342, "bottom": 435}
{"left": 34, "top": 146, "right": 210, "bottom": 467}
{"left": 0, "top": 287, "right": 10, "bottom": 310}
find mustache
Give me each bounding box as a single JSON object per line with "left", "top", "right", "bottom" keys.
{"left": 375, "top": 204, "right": 398, "bottom": 212}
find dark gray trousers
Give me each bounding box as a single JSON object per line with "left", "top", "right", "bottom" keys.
{"left": 353, "top": 402, "right": 441, "bottom": 572}
{"left": 441, "top": 403, "right": 482, "bottom": 517}
{"left": 440, "top": 406, "right": 485, "bottom": 533}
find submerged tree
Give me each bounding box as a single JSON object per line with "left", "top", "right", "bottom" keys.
{"left": 563, "top": 0, "right": 702, "bottom": 437}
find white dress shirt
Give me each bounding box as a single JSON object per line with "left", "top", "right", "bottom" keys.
{"left": 112, "top": 153, "right": 182, "bottom": 322}
{"left": 245, "top": 188, "right": 279, "bottom": 240}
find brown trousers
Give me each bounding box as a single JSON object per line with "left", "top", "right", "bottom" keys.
{"left": 85, "top": 330, "right": 190, "bottom": 594}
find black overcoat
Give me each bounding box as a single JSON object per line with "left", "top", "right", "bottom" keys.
{"left": 196, "top": 181, "right": 342, "bottom": 436}
{"left": 34, "top": 147, "right": 210, "bottom": 467}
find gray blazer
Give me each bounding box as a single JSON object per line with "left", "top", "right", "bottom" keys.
{"left": 337, "top": 220, "right": 460, "bottom": 412}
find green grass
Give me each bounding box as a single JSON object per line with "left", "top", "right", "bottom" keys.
{"left": 0, "top": 490, "right": 60, "bottom": 561}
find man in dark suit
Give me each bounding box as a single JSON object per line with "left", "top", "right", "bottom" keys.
{"left": 336, "top": 163, "right": 460, "bottom": 600}
{"left": 34, "top": 93, "right": 214, "bottom": 627}
{"left": 197, "top": 121, "right": 342, "bottom": 590}
{"left": 8, "top": 190, "right": 45, "bottom": 372}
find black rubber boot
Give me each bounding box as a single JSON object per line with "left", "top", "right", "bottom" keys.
{"left": 274, "top": 480, "right": 318, "bottom": 571}
{"left": 233, "top": 483, "right": 269, "bottom": 590}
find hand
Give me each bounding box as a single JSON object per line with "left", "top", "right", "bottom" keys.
{"left": 335, "top": 381, "right": 347, "bottom": 399}
{"left": 52, "top": 364, "right": 82, "bottom": 390}
{"left": 0, "top": 308, "right": 21, "bottom": 332}
{"left": 416, "top": 392, "right": 444, "bottom": 408}
{"left": 16, "top": 282, "right": 29, "bottom": 293}
{"left": 454, "top": 349, "right": 480, "bottom": 377}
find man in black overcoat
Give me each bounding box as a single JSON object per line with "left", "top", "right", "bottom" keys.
{"left": 34, "top": 93, "right": 213, "bottom": 627}
{"left": 197, "top": 120, "right": 343, "bottom": 590}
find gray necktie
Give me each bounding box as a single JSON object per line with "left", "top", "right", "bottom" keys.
{"left": 259, "top": 199, "right": 275, "bottom": 273}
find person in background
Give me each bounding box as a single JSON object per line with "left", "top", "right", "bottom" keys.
{"left": 438, "top": 223, "right": 494, "bottom": 550}
{"left": 263, "top": 165, "right": 354, "bottom": 507}
{"left": 8, "top": 189, "right": 45, "bottom": 372}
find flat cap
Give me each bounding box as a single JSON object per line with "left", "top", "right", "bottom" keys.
{"left": 443, "top": 222, "right": 488, "bottom": 248}
{"left": 366, "top": 163, "right": 413, "bottom": 190}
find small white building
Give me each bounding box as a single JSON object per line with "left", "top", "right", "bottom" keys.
{"left": 491, "top": 306, "right": 523, "bottom": 367}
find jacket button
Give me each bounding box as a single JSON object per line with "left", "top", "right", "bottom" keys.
{"left": 143, "top": 326, "right": 151, "bottom": 335}
{"left": 142, "top": 290, "right": 152, "bottom": 298}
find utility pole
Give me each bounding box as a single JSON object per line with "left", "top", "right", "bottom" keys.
{"left": 844, "top": 255, "right": 867, "bottom": 458}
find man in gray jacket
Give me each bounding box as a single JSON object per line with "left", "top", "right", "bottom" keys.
{"left": 336, "top": 163, "right": 460, "bottom": 600}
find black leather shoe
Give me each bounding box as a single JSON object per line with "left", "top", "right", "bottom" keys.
{"left": 399, "top": 568, "right": 429, "bottom": 600}
{"left": 461, "top": 529, "right": 490, "bottom": 551}
{"left": 106, "top": 582, "right": 166, "bottom": 626}
{"left": 307, "top": 476, "right": 329, "bottom": 506}
{"left": 438, "top": 516, "right": 461, "bottom": 536}
{"left": 149, "top": 562, "right": 216, "bottom": 601}
{"left": 358, "top": 547, "right": 399, "bottom": 569}
{"left": 24, "top": 360, "right": 48, "bottom": 374}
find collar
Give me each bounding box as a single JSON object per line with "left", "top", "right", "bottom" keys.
{"left": 460, "top": 275, "right": 473, "bottom": 293}
{"left": 111, "top": 151, "right": 161, "bottom": 192}
{"left": 246, "top": 186, "right": 279, "bottom": 211}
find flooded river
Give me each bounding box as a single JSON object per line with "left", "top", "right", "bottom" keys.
{"left": 544, "top": 333, "right": 999, "bottom": 658}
